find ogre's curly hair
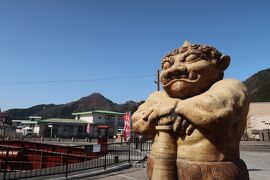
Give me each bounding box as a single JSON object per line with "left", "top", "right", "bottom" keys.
{"left": 161, "top": 44, "right": 228, "bottom": 80}
{"left": 162, "top": 44, "right": 223, "bottom": 63}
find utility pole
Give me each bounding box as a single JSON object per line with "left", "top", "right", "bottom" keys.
{"left": 43, "top": 106, "right": 46, "bottom": 120}
{"left": 0, "top": 108, "right": 5, "bottom": 139}
{"left": 154, "top": 70, "right": 160, "bottom": 91}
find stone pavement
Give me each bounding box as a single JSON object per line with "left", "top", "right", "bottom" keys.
{"left": 241, "top": 151, "right": 270, "bottom": 180}
{"left": 79, "top": 167, "right": 147, "bottom": 180}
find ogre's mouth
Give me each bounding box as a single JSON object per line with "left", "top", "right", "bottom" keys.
{"left": 162, "top": 71, "right": 200, "bottom": 87}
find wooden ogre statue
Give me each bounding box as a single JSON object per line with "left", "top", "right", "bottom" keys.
{"left": 132, "top": 41, "right": 249, "bottom": 180}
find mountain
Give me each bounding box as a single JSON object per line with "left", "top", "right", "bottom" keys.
{"left": 6, "top": 68, "right": 270, "bottom": 119}
{"left": 6, "top": 93, "right": 144, "bottom": 120}
{"left": 243, "top": 68, "right": 270, "bottom": 102}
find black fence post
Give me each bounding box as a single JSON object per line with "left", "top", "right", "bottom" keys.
{"left": 128, "top": 141, "right": 131, "bottom": 163}
{"left": 20, "top": 147, "right": 25, "bottom": 171}
{"left": 104, "top": 152, "right": 107, "bottom": 170}
{"left": 3, "top": 147, "right": 9, "bottom": 180}
{"left": 65, "top": 145, "right": 70, "bottom": 178}
{"left": 140, "top": 140, "right": 143, "bottom": 151}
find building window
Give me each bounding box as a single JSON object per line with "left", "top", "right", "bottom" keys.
{"left": 69, "top": 126, "right": 74, "bottom": 133}
{"left": 118, "top": 119, "right": 124, "bottom": 128}
{"left": 64, "top": 125, "right": 69, "bottom": 133}
{"left": 78, "top": 126, "right": 83, "bottom": 133}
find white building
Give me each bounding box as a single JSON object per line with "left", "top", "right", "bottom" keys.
{"left": 72, "top": 110, "right": 125, "bottom": 138}
{"left": 12, "top": 116, "right": 42, "bottom": 135}
{"left": 12, "top": 110, "right": 126, "bottom": 138}
{"left": 38, "top": 118, "right": 88, "bottom": 137}
{"left": 247, "top": 102, "right": 270, "bottom": 139}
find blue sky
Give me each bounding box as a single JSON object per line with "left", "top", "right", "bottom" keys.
{"left": 0, "top": 0, "right": 269, "bottom": 110}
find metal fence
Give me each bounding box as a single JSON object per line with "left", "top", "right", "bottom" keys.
{"left": 0, "top": 139, "right": 151, "bottom": 179}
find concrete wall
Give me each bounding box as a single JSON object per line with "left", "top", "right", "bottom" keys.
{"left": 247, "top": 115, "right": 270, "bottom": 138}
{"left": 78, "top": 114, "right": 93, "bottom": 123}
{"left": 246, "top": 103, "right": 270, "bottom": 139}
{"left": 33, "top": 125, "right": 40, "bottom": 135}
{"left": 39, "top": 124, "right": 47, "bottom": 136}
{"left": 93, "top": 114, "right": 106, "bottom": 124}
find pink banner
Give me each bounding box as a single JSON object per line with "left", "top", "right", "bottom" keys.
{"left": 123, "top": 112, "right": 131, "bottom": 141}
{"left": 86, "top": 123, "right": 91, "bottom": 134}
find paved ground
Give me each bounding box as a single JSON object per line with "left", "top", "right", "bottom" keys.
{"left": 241, "top": 151, "right": 270, "bottom": 180}
{"left": 80, "top": 167, "right": 147, "bottom": 180}
{"left": 86, "top": 149, "right": 270, "bottom": 180}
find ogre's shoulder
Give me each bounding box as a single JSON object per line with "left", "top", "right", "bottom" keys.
{"left": 134, "top": 91, "right": 164, "bottom": 112}
{"left": 147, "top": 90, "right": 165, "bottom": 98}
{"left": 209, "top": 79, "right": 249, "bottom": 109}
{"left": 211, "top": 79, "right": 248, "bottom": 95}
{"left": 213, "top": 78, "right": 246, "bottom": 87}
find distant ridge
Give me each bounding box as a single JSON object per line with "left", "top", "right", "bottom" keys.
{"left": 6, "top": 93, "right": 143, "bottom": 120}
{"left": 243, "top": 68, "right": 270, "bottom": 102}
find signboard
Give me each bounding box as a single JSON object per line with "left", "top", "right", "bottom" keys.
{"left": 84, "top": 144, "right": 101, "bottom": 153}
{"left": 93, "top": 144, "right": 101, "bottom": 152}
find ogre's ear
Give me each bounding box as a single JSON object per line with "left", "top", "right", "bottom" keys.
{"left": 219, "top": 55, "right": 231, "bottom": 71}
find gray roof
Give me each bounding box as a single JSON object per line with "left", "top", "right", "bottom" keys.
{"left": 72, "top": 110, "right": 125, "bottom": 116}
{"left": 39, "top": 118, "right": 88, "bottom": 124}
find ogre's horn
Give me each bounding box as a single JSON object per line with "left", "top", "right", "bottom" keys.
{"left": 182, "top": 40, "right": 191, "bottom": 47}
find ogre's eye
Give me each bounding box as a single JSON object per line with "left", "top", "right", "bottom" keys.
{"left": 185, "top": 54, "right": 198, "bottom": 62}
{"left": 162, "top": 61, "right": 172, "bottom": 70}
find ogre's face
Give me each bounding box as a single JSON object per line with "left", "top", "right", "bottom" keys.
{"left": 160, "top": 47, "right": 230, "bottom": 99}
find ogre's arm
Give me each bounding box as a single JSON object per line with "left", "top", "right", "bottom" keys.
{"left": 176, "top": 79, "right": 249, "bottom": 129}
{"left": 132, "top": 91, "right": 179, "bottom": 136}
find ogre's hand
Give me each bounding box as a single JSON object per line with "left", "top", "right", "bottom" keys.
{"left": 132, "top": 108, "right": 157, "bottom": 137}
{"left": 158, "top": 113, "right": 195, "bottom": 136}
{"left": 172, "top": 116, "right": 195, "bottom": 136}
{"left": 142, "top": 108, "right": 160, "bottom": 123}
{"left": 158, "top": 112, "right": 178, "bottom": 125}
{"left": 132, "top": 105, "right": 172, "bottom": 137}
{"left": 132, "top": 91, "right": 180, "bottom": 137}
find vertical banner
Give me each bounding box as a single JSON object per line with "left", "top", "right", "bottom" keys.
{"left": 123, "top": 112, "right": 131, "bottom": 141}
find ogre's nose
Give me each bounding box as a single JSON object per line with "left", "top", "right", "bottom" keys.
{"left": 173, "top": 65, "right": 187, "bottom": 76}
{"left": 166, "top": 65, "right": 188, "bottom": 79}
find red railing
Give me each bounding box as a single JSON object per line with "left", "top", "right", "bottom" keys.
{"left": 0, "top": 139, "right": 151, "bottom": 180}
{"left": 0, "top": 140, "right": 107, "bottom": 171}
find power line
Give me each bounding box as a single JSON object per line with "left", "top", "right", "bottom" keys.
{"left": 0, "top": 74, "right": 155, "bottom": 85}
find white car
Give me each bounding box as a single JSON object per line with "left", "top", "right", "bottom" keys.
{"left": 22, "top": 128, "right": 33, "bottom": 137}
{"left": 16, "top": 126, "right": 23, "bottom": 133}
